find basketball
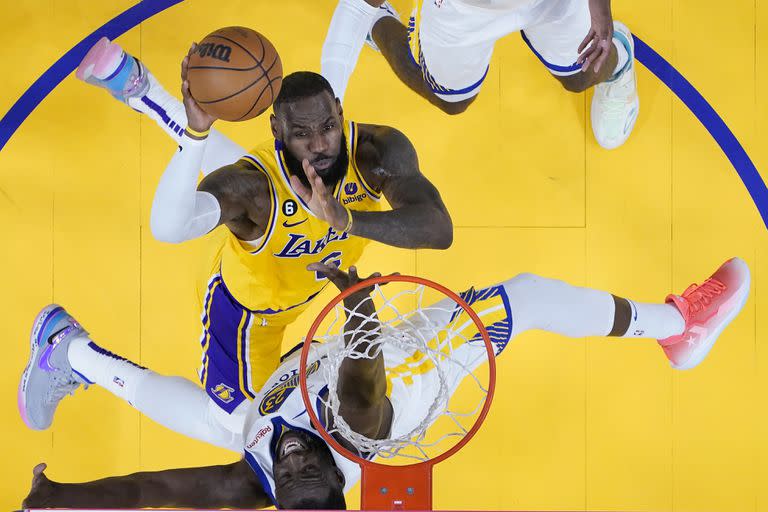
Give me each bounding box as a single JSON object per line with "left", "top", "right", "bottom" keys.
{"left": 187, "top": 26, "right": 282, "bottom": 122}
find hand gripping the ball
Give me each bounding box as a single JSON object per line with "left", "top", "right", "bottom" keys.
{"left": 181, "top": 43, "right": 217, "bottom": 133}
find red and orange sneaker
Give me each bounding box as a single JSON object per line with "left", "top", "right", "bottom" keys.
{"left": 658, "top": 257, "right": 750, "bottom": 370}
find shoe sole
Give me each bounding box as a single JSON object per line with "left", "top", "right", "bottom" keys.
{"left": 673, "top": 260, "right": 751, "bottom": 370}
{"left": 76, "top": 37, "right": 110, "bottom": 81}
{"left": 18, "top": 304, "right": 65, "bottom": 430}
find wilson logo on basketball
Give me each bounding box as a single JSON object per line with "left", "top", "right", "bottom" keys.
{"left": 195, "top": 43, "right": 232, "bottom": 63}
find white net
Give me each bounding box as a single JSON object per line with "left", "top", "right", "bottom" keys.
{"left": 310, "top": 281, "right": 493, "bottom": 463}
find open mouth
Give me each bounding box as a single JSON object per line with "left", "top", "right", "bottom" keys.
{"left": 280, "top": 433, "right": 308, "bottom": 457}
{"left": 312, "top": 158, "right": 333, "bottom": 171}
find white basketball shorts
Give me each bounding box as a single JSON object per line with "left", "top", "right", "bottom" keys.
{"left": 408, "top": 0, "right": 591, "bottom": 102}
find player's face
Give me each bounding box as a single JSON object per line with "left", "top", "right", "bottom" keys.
{"left": 272, "top": 429, "right": 345, "bottom": 508}
{"left": 272, "top": 92, "right": 348, "bottom": 188}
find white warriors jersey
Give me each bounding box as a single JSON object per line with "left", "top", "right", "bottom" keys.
{"left": 455, "top": 0, "right": 540, "bottom": 10}
{"left": 241, "top": 282, "right": 515, "bottom": 504}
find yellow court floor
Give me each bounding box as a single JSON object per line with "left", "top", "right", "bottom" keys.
{"left": 0, "top": 0, "right": 766, "bottom": 510}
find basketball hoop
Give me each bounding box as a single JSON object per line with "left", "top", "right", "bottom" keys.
{"left": 299, "top": 274, "right": 497, "bottom": 511}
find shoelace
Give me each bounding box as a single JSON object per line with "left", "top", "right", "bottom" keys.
{"left": 46, "top": 372, "right": 82, "bottom": 405}
{"left": 600, "top": 72, "right": 635, "bottom": 120}
{"left": 681, "top": 278, "right": 726, "bottom": 314}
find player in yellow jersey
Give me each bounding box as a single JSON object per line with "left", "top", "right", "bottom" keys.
{"left": 25, "top": 41, "right": 452, "bottom": 450}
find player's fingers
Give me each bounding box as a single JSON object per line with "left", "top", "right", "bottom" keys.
{"left": 577, "top": 30, "right": 595, "bottom": 54}
{"left": 182, "top": 44, "right": 195, "bottom": 81}
{"left": 314, "top": 174, "right": 330, "bottom": 198}
{"left": 181, "top": 79, "right": 191, "bottom": 100}
{"left": 32, "top": 463, "right": 47, "bottom": 478}
{"left": 374, "top": 272, "right": 400, "bottom": 288}
{"left": 577, "top": 40, "right": 596, "bottom": 65}
{"left": 581, "top": 46, "right": 598, "bottom": 72}
{"left": 307, "top": 262, "right": 343, "bottom": 281}
{"left": 593, "top": 47, "right": 608, "bottom": 73}
{"left": 289, "top": 175, "right": 313, "bottom": 204}
{"left": 306, "top": 262, "right": 330, "bottom": 274}
{"left": 302, "top": 159, "right": 317, "bottom": 181}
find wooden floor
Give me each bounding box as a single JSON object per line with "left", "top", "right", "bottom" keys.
{"left": 0, "top": 0, "right": 765, "bottom": 509}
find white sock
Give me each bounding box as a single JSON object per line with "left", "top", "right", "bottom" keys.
{"left": 623, "top": 301, "right": 685, "bottom": 339}
{"left": 126, "top": 75, "right": 248, "bottom": 175}
{"left": 67, "top": 336, "right": 150, "bottom": 406}
{"left": 127, "top": 78, "right": 188, "bottom": 140}
{"left": 611, "top": 36, "right": 630, "bottom": 78}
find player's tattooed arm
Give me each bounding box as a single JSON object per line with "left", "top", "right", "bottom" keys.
{"left": 355, "top": 125, "right": 453, "bottom": 249}
{"left": 198, "top": 161, "right": 273, "bottom": 242}
{"left": 290, "top": 125, "right": 452, "bottom": 249}
{"left": 22, "top": 460, "right": 271, "bottom": 509}
{"left": 308, "top": 264, "right": 392, "bottom": 440}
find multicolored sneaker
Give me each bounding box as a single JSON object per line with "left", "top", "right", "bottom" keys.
{"left": 19, "top": 305, "right": 89, "bottom": 430}
{"left": 590, "top": 21, "right": 639, "bottom": 150}
{"left": 658, "top": 258, "right": 751, "bottom": 370}
{"left": 76, "top": 37, "right": 150, "bottom": 102}
{"left": 365, "top": 2, "right": 400, "bottom": 53}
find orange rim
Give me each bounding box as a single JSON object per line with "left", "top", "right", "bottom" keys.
{"left": 299, "top": 274, "right": 497, "bottom": 471}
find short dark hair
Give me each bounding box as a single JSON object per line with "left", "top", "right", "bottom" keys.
{"left": 278, "top": 486, "right": 347, "bottom": 510}
{"left": 273, "top": 71, "right": 336, "bottom": 112}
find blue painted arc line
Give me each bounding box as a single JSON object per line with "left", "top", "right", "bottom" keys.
{"left": 0, "top": 1, "right": 765, "bottom": 229}
{"left": 0, "top": 0, "right": 183, "bottom": 151}
{"left": 633, "top": 36, "right": 768, "bottom": 228}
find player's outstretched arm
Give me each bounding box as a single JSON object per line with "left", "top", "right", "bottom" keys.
{"left": 22, "top": 460, "right": 271, "bottom": 509}
{"left": 308, "top": 264, "right": 392, "bottom": 440}
{"left": 149, "top": 44, "right": 231, "bottom": 245}
{"left": 354, "top": 125, "right": 453, "bottom": 249}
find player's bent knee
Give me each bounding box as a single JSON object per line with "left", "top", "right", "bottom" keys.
{"left": 509, "top": 272, "right": 541, "bottom": 288}
{"left": 438, "top": 101, "right": 470, "bottom": 115}
{"left": 435, "top": 96, "right": 476, "bottom": 115}
{"left": 556, "top": 73, "right": 591, "bottom": 93}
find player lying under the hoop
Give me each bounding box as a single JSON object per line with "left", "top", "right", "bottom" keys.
{"left": 22, "top": 258, "right": 750, "bottom": 509}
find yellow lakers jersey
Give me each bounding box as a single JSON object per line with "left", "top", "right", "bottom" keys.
{"left": 217, "top": 120, "right": 381, "bottom": 323}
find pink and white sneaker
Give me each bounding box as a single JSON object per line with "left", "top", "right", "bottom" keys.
{"left": 658, "top": 257, "right": 751, "bottom": 370}
{"left": 76, "top": 37, "right": 149, "bottom": 102}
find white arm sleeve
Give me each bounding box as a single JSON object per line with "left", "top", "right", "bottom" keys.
{"left": 204, "top": 128, "right": 248, "bottom": 176}
{"left": 150, "top": 134, "right": 222, "bottom": 244}
{"left": 321, "top": 0, "right": 380, "bottom": 103}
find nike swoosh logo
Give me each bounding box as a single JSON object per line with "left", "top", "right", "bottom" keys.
{"left": 629, "top": 300, "right": 638, "bottom": 321}
{"left": 38, "top": 342, "right": 58, "bottom": 371}
{"left": 283, "top": 218, "right": 308, "bottom": 228}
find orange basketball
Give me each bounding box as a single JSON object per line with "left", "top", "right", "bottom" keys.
{"left": 187, "top": 26, "right": 283, "bottom": 122}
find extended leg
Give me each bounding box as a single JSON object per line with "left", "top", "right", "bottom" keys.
{"left": 521, "top": 0, "right": 639, "bottom": 149}
{"left": 411, "top": 258, "right": 749, "bottom": 371}
{"left": 371, "top": 16, "right": 476, "bottom": 115}
{"left": 18, "top": 305, "right": 245, "bottom": 450}
{"left": 77, "top": 38, "right": 247, "bottom": 173}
